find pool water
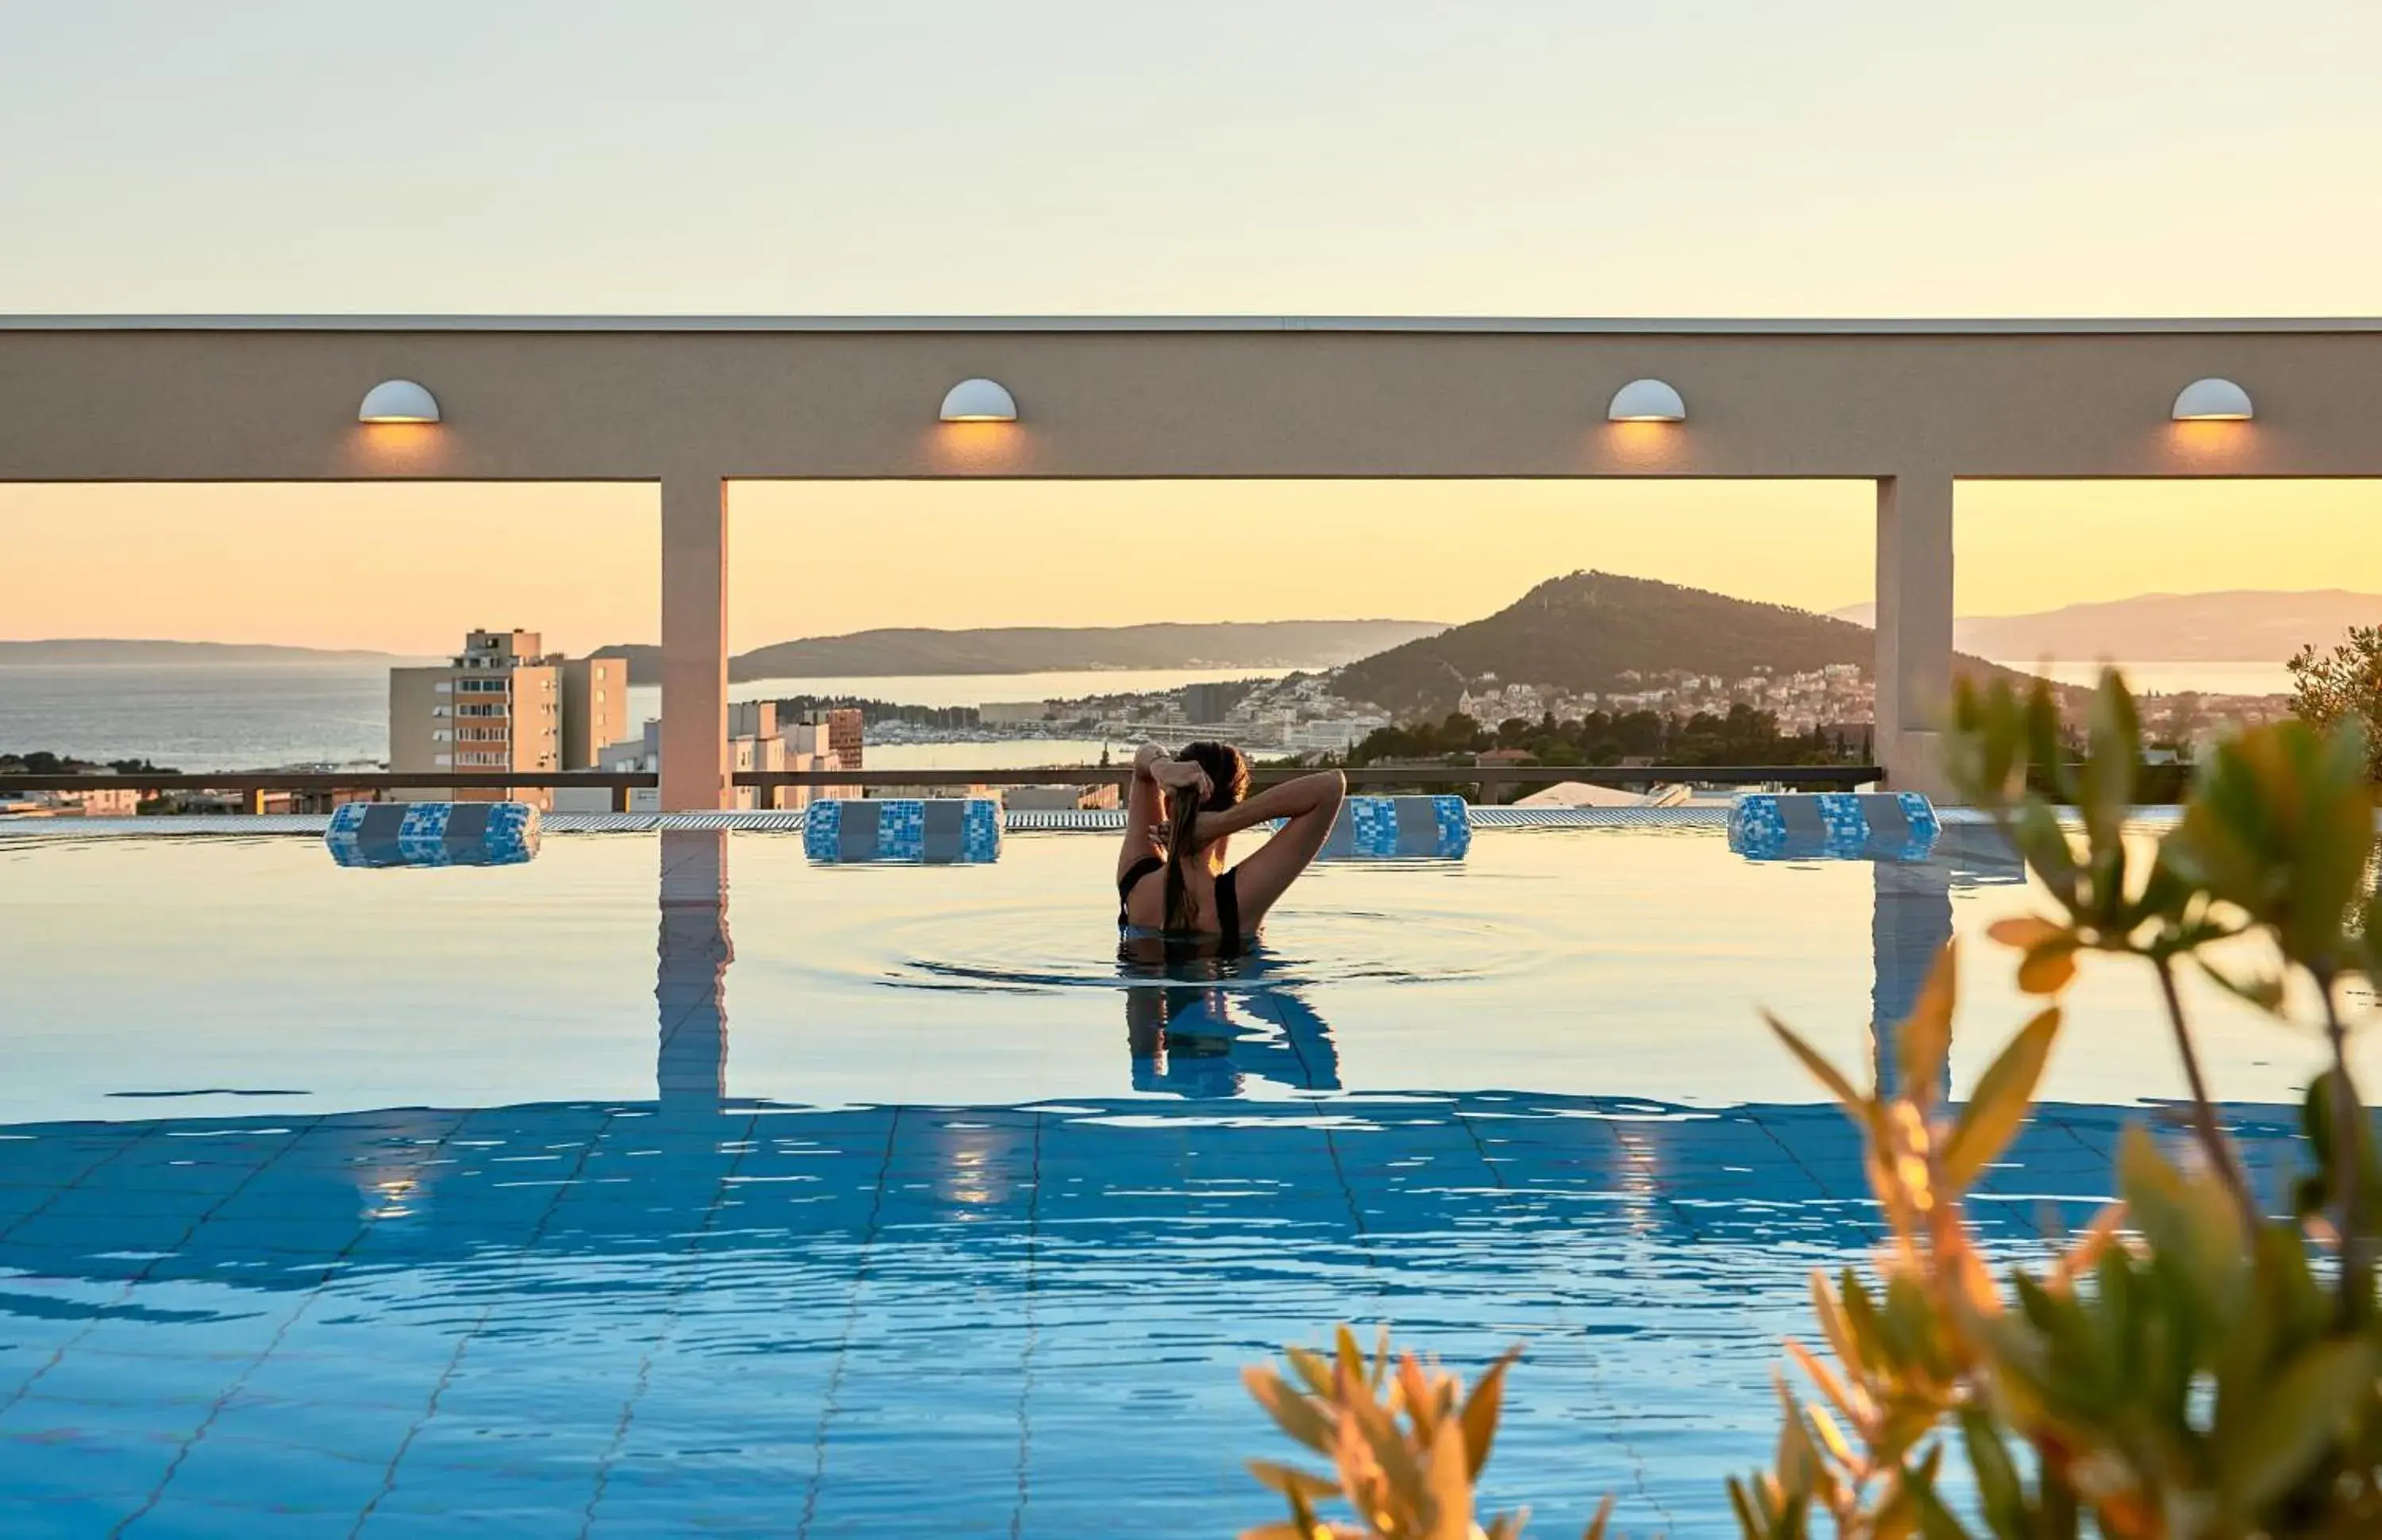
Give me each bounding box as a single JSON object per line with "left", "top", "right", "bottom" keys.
{"left": 0, "top": 826, "right": 2349, "bottom": 1536}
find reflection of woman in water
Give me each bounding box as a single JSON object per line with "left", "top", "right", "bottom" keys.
{"left": 1123, "top": 975, "right": 1344, "bottom": 1098}
{"left": 1114, "top": 741, "right": 1345, "bottom": 956}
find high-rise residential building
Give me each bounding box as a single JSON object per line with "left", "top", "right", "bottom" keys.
{"left": 561, "top": 654, "right": 627, "bottom": 771}
{"left": 389, "top": 629, "right": 617, "bottom": 807}
{"left": 1181, "top": 680, "right": 1252, "bottom": 725}
{"left": 822, "top": 708, "right": 863, "bottom": 770}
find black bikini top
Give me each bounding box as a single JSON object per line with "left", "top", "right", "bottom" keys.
{"left": 1117, "top": 855, "right": 1242, "bottom": 954}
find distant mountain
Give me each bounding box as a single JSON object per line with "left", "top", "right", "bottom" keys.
{"left": 1828, "top": 591, "right": 2382, "bottom": 662}
{"left": 1332, "top": 571, "right": 2041, "bottom": 717}
{"left": 596, "top": 620, "right": 1446, "bottom": 685}
{"left": 0, "top": 639, "right": 405, "bottom": 665}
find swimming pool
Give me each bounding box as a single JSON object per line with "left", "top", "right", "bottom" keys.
{"left": 0, "top": 826, "right": 2349, "bottom": 1536}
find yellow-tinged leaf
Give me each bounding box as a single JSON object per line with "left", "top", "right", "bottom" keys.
{"left": 1334, "top": 1325, "right": 1364, "bottom": 1390}
{"left": 1804, "top": 1399, "right": 1857, "bottom": 1469}
{"left": 2014, "top": 944, "right": 2079, "bottom": 996}
{"left": 1286, "top": 1346, "right": 1334, "bottom": 1398}
{"left": 1941, "top": 1007, "right": 2060, "bottom": 1187}
{"left": 1244, "top": 1366, "right": 1334, "bottom": 1453}
{"left": 1896, "top": 943, "right": 1958, "bottom": 1099}
{"left": 1580, "top": 1493, "right": 1616, "bottom": 1540}
{"left": 1986, "top": 915, "right": 2067, "bottom": 952}
{"left": 1421, "top": 1418, "right": 1475, "bottom": 1540}
{"left": 1767, "top": 1014, "right": 1866, "bottom": 1114}
{"left": 1785, "top": 1338, "right": 1874, "bottom": 1430}
{"left": 1235, "top": 1523, "right": 1318, "bottom": 1540}
{"left": 1343, "top": 1381, "right": 1424, "bottom": 1519}
{"left": 2053, "top": 1202, "right": 2126, "bottom": 1288}
{"left": 1396, "top": 1353, "right": 1433, "bottom": 1428}
{"left": 1458, "top": 1347, "right": 1519, "bottom": 1480}
{"left": 1247, "top": 1459, "right": 1343, "bottom": 1503}
{"left": 1810, "top": 1271, "right": 1870, "bottom": 1378}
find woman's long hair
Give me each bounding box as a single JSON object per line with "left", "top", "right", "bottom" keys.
{"left": 1162, "top": 741, "right": 1251, "bottom": 932}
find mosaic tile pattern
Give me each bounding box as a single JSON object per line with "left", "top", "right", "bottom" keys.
{"left": 800, "top": 799, "right": 1002, "bottom": 864}
{"left": 1728, "top": 792, "right": 1940, "bottom": 863}
{"left": 0, "top": 1095, "right": 2317, "bottom": 1538}
{"left": 325, "top": 803, "right": 542, "bottom": 869}
{"left": 1327, "top": 795, "right": 1470, "bottom": 860}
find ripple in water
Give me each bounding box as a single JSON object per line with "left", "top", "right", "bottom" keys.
{"left": 784, "top": 882, "right": 1566, "bottom": 995}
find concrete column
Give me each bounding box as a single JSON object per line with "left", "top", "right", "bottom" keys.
{"left": 1875, "top": 474, "right": 1956, "bottom": 797}
{"left": 660, "top": 473, "right": 730, "bottom": 811}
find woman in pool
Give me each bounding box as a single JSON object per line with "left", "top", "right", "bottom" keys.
{"left": 1116, "top": 741, "right": 1345, "bottom": 954}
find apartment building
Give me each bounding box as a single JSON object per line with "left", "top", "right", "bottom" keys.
{"left": 561, "top": 654, "right": 627, "bottom": 771}
{"left": 388, "top": 629, "right": 618, "bottom": 807}
{"left": 564, "top": 710, "right": 849, "bottom": 814}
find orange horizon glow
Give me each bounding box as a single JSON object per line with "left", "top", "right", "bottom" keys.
{"left": 3, "top": 478, "right": 2379, "bottom": 656}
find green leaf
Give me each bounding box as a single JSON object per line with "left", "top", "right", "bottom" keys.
{"left": 2117, "top": 1125, "right": 2245, "bottom": 1323}
{"left": 2216, "top": 1336, "right": 2375, "bottom": 1514}
{"left": 2195, "top": 957, "right": 2287, "bottom": 1015}
{"left": 1958, "top": 1409, "right": 2026, "bottom": 1540}
{"left": 1942, "top": 1007, "right": 2060, "bottom": 1188}
{"left": 1902, "top": 1445, "right": 1979, "bottom": 1540}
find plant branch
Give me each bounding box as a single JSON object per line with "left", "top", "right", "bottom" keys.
{"left": 2317, "top": 968, "right": 2371, "bottom": 1318}
{"left": 2152, "top": 953, "right": 2257, "bottom": 1232}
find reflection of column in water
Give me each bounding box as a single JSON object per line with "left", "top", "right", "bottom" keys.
{"left": 1872, "top": 857, "right": 1952, "bottom": 1099}
{"left": 657, "top": 829, "right": 731, "bottom": 1110}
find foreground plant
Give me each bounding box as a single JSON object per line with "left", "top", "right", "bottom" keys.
{"left": 1240, "top": 1326, "right": 1611, "bottom": 1539}
{"left": 1247, "top": 672, "right": 2382, "bottom": 1537}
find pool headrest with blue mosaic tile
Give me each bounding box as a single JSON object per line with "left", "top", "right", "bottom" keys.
{"left": 1316, "top": 795, "right": 1470, "bottom": 860}
{"left": 803, "top": 797, "right": 1004, "bottom": 864}
{"left": 325, "top": 801, "right": 542, "bottom": 868}
{"left": 1728, "top": 791, "right": 1939, "bottom": 862}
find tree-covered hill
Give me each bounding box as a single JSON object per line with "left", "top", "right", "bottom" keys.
{"left": 1331, "top": 570, "right": 2040, "bottom": 716}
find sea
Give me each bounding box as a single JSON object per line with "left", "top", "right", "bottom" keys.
{"left": 0, "top": 659, "right": 2288, "bottom": 773}
{"left": 0, "top": 664, "right": 1292, "bottom": 772}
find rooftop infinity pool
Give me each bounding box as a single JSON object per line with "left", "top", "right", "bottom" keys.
{"left": 0, "top": 826, "right": 2353, "bottom": 1536}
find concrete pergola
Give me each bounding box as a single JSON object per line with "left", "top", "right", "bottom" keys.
{"left": 6, "top": 314, "right": 2380, "bottom": 807}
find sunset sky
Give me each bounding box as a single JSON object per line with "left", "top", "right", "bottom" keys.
{"left": 5, "top": 3, "right": 2380, "bottom": 652}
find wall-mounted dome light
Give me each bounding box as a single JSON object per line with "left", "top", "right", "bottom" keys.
{"left": 358, "top": 379, "right": 441, "bottom": 424}
{"left": 2171, "top": 377, "right": 2253, "bottom": 422}
{"left": 939, "top": 378, "right": 1017, "bottom": 423}
{"left": 1607, "top": 378, "right": 1686, "bottom": 423}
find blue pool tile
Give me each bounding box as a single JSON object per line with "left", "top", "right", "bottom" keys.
{"left": 121, "top": 1436, "right": 391, "bottom": 1528}
{"left": 0, "top": 1424, "right": 187, "bottom": 1506}
{"left": 199, "top": 1390, "right": 424, "bottom": 1460}
{"left": 0, "top": 1492, "right": 151, "bottom": 1540}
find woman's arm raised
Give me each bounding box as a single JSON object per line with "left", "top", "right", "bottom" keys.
{"left": 1117, "top": 743, "right": 1172, "bottom": 883}
{"left": 1204, "top": 769, "right": 1346, "bottom": 929}
{"left": 1181, "top": 769, "right": 1343, "bottom": 847}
